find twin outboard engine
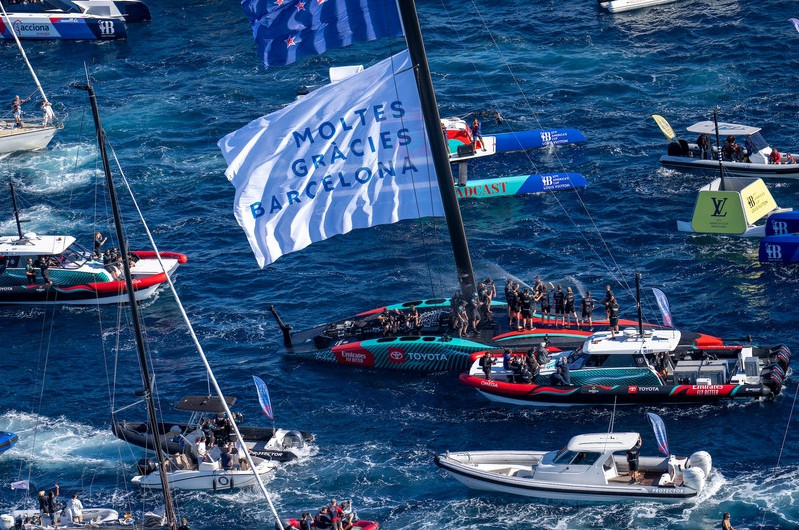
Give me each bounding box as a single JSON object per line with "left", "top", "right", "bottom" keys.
{"left": 281, "top": 430, "right": 305, "bottom": 450}
{"left": 683, "top": 451, "right": 712, "bottom": 492}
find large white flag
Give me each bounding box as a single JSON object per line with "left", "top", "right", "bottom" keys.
{"left": 218, "top": 49, "right": 442, "bottom": 267}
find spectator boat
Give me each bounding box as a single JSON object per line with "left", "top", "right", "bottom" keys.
{"left": 599, "top": 0, "right": 681, "bottom": 13}
{"left": 0, "top": 0, "right": 126, "bottom": 40}
{"left": 655, "top": 115, "right": 799, "bottom": 179}
{"left": 435, "top": 413, "right": 712, "bottom": 502}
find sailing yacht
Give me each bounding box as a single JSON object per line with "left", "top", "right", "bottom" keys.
{"left": 0, "top": 3, "right": 61, "bottom": 153}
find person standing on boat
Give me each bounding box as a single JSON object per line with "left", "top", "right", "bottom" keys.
{"left": 519, "top": 288, "right": 533, "bottom": 330}
{"left": 608, "top": 296, "right": 620, "bottom": 338}
{"left": 580, "top": 291, "right": 595, "bottom": 330}
{"left": 36, "top": 256, "right": 53, "bottom": 285}
{"left": 11, "top": 95, "right": 30, "bottom": 128}
{"left": 480, "top": 351, "right": 494, "bottom": 379}
{"left": 329, "top": 500, "right": 343, "bottom": 530}
{"left": 697, "top": 133, "right": 711, "bottom": 160}
{"left": 25, "top": 258, "right": 37, "bottom": 284}
{"left": 471, "top": 118, "right": 486, "bottom": 151}
{"left": 66, "top": 492, "right": 84, "bottom": 523}
{"left": 538, "top": 281, "right": 554, "bottom": 327}
{"left": 626, "top": 436, "right": 642, "bottom": 483}
{"left": 93, "top": 232, "right": 107, "bottom": 258}
{"left": 455, "top": 301, "right": 468, "bottom": 338}
{"left": 565, "top": 287, "right": 578, "bottom": 327}
{"left": 504, "top": 280, "right": 516, "bottom": 329}
{"left": 45, "top": 483, "right": 59, "bottom": 526}
{"left": 553, "top": 285, "right": 566, "bottom": 328}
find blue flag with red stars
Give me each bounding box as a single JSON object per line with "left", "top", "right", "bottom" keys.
{"left": 252, "top": 375, "right": 274, "bottom": 419}
{"left": 242, "top": 0, "right": 404, "bottom": 68}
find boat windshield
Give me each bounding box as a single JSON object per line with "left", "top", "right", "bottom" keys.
{"left": 552, "top": 448, "right": 601, "bottom": 466}
{"left": 584, "top": 353, "right": 644, "bottom": 368}
{"left": 57, "top": 243, "right": 92, "bottom": 269}
{"left": 745, "top": 132, "right": 768, "bottom": 152}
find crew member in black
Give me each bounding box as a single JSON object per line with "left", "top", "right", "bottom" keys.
{"left": 626, "top": 435, "right": 642, "bottom": 483}
{"left": 37, "top": 256, "right": 53, "bottom": 285}
{"left": 406, "top": 305, "right": 420, "bottom": 332}
{"left": 604, "top": 284, "right": 614, "bottom": 320}
{"left": 565, "top": 287, "right": 577, "bottom": 327}
{"left": 479, "top": 351, "right": 494, "bottom": 379}
{"left": 25, "top": 258, "right": 37, "bottom": 284}
{"left": 608, "top": 296, "right": 620, "bottom": 338}
{"left": 553, "top": 285, "right": 565, "bottom": 328}
{"left": 580, "top": 290, "right": 595, "bottom": 330}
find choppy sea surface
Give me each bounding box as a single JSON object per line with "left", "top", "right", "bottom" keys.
{"left": 1, "top": 0, "right": 799, "bottom": 528}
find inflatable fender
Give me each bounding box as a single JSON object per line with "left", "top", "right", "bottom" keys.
{"left": 682, "top": 466, "right": 706, "bottom": 492}
{"left": 687, "top": 451, "right": 712, "bottom": 478}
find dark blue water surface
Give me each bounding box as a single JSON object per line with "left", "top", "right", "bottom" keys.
{"left": 1, "top": 0, "right": 799, "bottom": 528}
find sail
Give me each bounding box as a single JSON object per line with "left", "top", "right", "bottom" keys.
{"left": 651, "top": 287, "right": 673, "bottom": 328}
{"left": 219, "top": 49, "right": 443, "bottom": 267}
{"left": 252, "top": 375, "right": 274, "bottom": 419}
{"left": 646, "top": 412, "right": 670, "bottom": 455}
{"left": 242, "top": 0, "right": 403, "bottom": 68}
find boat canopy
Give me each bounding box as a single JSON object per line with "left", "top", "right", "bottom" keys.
{"left": 582, "top": 329, "right": 682, "bottom": 355}
{"left": 0, "top": 234, "right": 75, "bottom": 256}
{"left": 174, "top": 395, "right": 237, "bottom": 412}
{"left": 567, "top": 432, "right": 640, "bottom": 453}
{"left": 686, "top": 121, "right": 761, "bottom": 136}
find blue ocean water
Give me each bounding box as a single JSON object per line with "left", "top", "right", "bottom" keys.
{"left": 1, "top": 0, "right": 799, "bottom": 528}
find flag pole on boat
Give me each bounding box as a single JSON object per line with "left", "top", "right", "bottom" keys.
{"left": 397, "top": 0, "right": 476, "bottom": 297}
{"left": 713, "top": 107, "right": 726, "bottom": 187}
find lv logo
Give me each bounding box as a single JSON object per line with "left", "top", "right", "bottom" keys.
{"left": 711, "top": 197, "right": 727, "bottom": 217}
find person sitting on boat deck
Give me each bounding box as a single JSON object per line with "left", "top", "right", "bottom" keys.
{"left": 479, "top": 351, "right": 494, "bottom": 379}
{"left": 536, "top": 342, "right": 550, "bottom": 365}
{"left": 721, "top": 512, "right": 734, "bottom": 530}
{"left": 298, "top": 513, "right": 313, "bottom": 530}
{"left": 565, "top": 287, "right": 578, "bottom": 327}
{"left": 626, "top": 435, "right": 642, "bottom": 483}
{"left": 194, "top": 435, "right": 211, "bottom": 462}
{"left": 340, "top": 500, "right": 355, "bottom": 530}
{"left": 93, "top": 232, "right": 107, "bottom": 258}
{"left": 66, "top": 492, "right": 84, "bottom": 523}
{"left": 721, "top": 135, "right": 742, "bottom": 161}
{"left": 471, "top": 117, "right": 486, "bottom": 151}
{"left": 580, "top": 290, "right": 595, "bottom": 330}
{"left": 697, "top": 133, "right": 711, "bottom": 160}
{"left": 207, "top": 439, "right": 222, "bottom": 462}
{"left": 36, "top": 255, "right": 54, "bottom": 285}
{"left": 25, "top": 258, "right": 37, "bottom": 285}
{"left": 653, "top": 351, "right": 669, "bottom": 379}
{"left": 11, "top": 95, "right": 30, "bottom": 128}
{"left": 509, "top": 356, "right": 526, "bottom": 383}
{"left": 314, "top": 507, "right": 332, "bottom": 530}
{"left": 377, "top": 308, "right": 391, "bottom": 335}
{"left": 769, "top": 148, "right": 782, "bottom": 164}
{"left": 608, "top": 296, "right": 620, "bottom": 338}
{"left": 102, "top": 249, "right": 121, "bottom": 280}
{"left": 550, "top": 365, "right": 570, "bottom": 386}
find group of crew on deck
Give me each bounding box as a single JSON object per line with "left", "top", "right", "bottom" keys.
{"left": 167, "top": 412, "right": 247, "bottom": 471}
{"left": 478, "top": 345, "right": 578, "bottom": 386}
{"left": 695, "top": 133, "right": 795, "bottom": 164}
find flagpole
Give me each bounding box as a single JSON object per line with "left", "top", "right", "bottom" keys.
{"left": 397, "top": 0, "right": 476, "bottom": 298}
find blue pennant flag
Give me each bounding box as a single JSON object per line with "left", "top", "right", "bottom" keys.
{"left": 252, "top": 375, "right": 274, "bottom": 419}
{"left": 646, "top": 412, "right": 669, "bottom": 456}
{"left": 652, "top": 288, "right": 673, "bottom": 328}
{"left": 242, "top": 0, "right": 404, "bottom": 68}
{"left": 791, "top": 18, "right": 799, "bottom": 34}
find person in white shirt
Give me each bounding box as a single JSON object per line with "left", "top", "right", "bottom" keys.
{"left": 67, "top": 493, "right": 84, "bottom": 523}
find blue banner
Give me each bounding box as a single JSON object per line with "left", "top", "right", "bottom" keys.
{"left": 652, "top": 288, "right": 673, "bottom": 328}
{"left": 252, "top": 375, "right": 274, "bottom": 419}
{"left": 646, "top": 412, "right": 669, "bottom": 456}
{"left": 242, "top": 0, "right": 404, "bottom": 68}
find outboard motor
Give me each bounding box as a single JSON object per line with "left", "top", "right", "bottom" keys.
{"left": 682, "top": 466, "right": 706, "bottom": 492}
{"left": 762, "top": 365, "right": 785, "bottom": 396}
{"left": 136, "top": 457, "right": 159, "bottom": 476}
{"left": 687, "top": 450, "right": 712, "bottom": 478}
{"left": 281, "top": 430, "right": 305, "bottom": 450}
{"left": 772, "top": 345, "right": 791, "bottom": 372}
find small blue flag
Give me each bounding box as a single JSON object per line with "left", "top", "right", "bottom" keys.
{"left": 241, "top": 0, "right": 404, "bottom": 68}
{"left": 790, "top": 18, "right": 799, "bottom": 34}
{"left": 646, "top": 412, "right": 669, "bottom": 456}
{"left": 652, "top": 288, "right": 673, "bottom": 328}
{"left": 252, "top": 375, "right": 274, "bottom": 419}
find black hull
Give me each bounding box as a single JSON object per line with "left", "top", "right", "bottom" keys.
{"left": 112, "top": 421, "right": 313, "bottom": 461}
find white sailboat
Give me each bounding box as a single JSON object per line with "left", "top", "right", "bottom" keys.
{"left": 0, "top": 3, "right": 61, "bottom": 154}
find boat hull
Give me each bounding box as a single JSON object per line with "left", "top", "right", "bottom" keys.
{"left": 132, "top": 460, "right": 275, "bottom": 491}
{"left": 434, "top": 451, "right": 700, "bottom": 502}
{"left": 455, "top": 172, "right": 588, "bottom": 200}
{"left": 0, "top": 125, "right": 58, "bottom": 153}
{"left": 0, "top": 12, "right": 126, "bottom": 40}
{"left": 600, "top": 0, "right": 680, "bottom": 13}
{"left": 660, "top": 155, "right": 799, "bottom": 179}
{"left": 0, "top": 431, "right": 18, "bottom": 454}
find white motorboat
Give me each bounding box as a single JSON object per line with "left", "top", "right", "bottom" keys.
{"left": 132, "top": 453, "right": 277, "bottom": 491}
{"left": 655, "top": 115, "right": 799, "bottom": 179}
{"left": 599, "top": 0, "right": 681, "bottom": 13}
{"left": 435, "top": 421, "right": 712, "bottom": 502}
{"left": 2, "top": 507, "right": 127, "bottom": 529}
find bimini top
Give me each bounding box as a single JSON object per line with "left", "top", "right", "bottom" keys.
{"left": 566, "top": 432, "right": 640, "bottom": 453}
{"left": 175, "top": 395, "right": 237, "bottom": 412}
{"left": 686, "top": 121, "right": 761, "bottom": 136}
{"left": 0, "top": 234, "right": 75, "bottom": 256}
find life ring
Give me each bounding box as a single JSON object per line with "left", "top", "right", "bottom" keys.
{"left": 217, "top": 476, "right": 229, "bottom": 486}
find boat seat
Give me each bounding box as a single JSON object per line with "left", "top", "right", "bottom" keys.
{"left": 658, "top": 473, "right": 672, "bottom": 486}
{"left": 199, "top": 461, "right": 219, "bottom": 471}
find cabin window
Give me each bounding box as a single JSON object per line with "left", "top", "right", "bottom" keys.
{"left": 399, "top": 337, "right": 419, "bottom": 342}
{"left": 553, "top": 448, "right": 577, "bottom": 465}
{"left": 585, "top": 354, "right": 609, "bottom": 367}
{"left": 571, "top": 452, "right": 602, "bottom": 466}
{"left": 597, "top": 354, "right": 639, "bottom": 368}
{"left": 602, "top": 456, "right": 615, "bottom": 471}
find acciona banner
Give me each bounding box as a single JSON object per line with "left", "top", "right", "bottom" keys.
{"left": 218, "top": 49, "right": 442, "bottom": 267}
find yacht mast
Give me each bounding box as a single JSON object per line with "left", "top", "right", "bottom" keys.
{"left": 75, "top": 74, "right": 178, "bottom": 530}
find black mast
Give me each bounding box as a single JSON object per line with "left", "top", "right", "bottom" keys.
{"left": 635, "top": 272, "right": 643, "bottom": 337}
{"left": 397, "top": 0, "right": 476, "bottom": 297}
{"left": 75, "top": 75, "right": 178, "bottom": 530}
{"left": 8, "top": 181, "right": 24, "bottom": 240}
